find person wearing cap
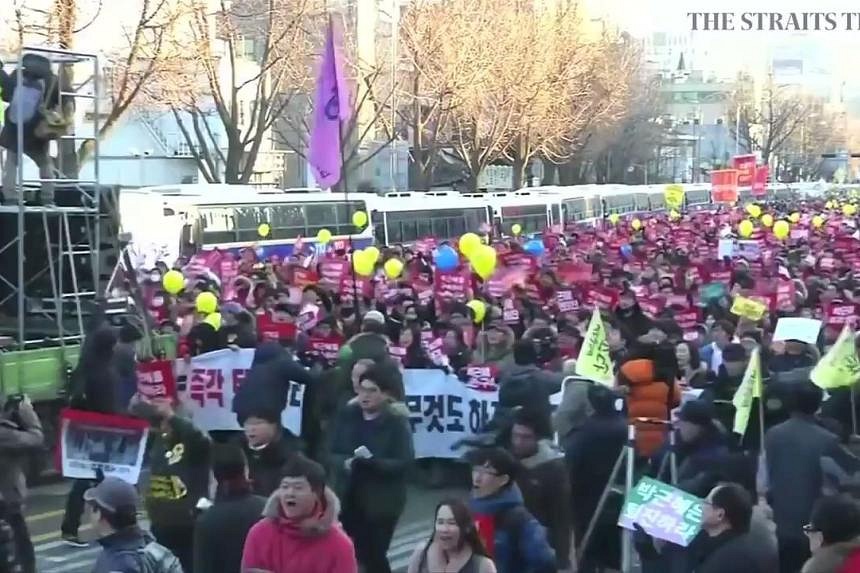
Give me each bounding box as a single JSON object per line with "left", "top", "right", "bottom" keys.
{"left": 194, "top": 444, "right": 266, "bottom": 573}
{"left": 467, "top": 447, "right": 555, "bottom": 573}
{"left": 801, "top": 494, "right": 860, "bottom": 573}
{"left": 88, "top": 477, "right": 182, "bottom": 573}
{"left": 766, "top": 382, "right": 860, "bottom": 573}
{"left": 674, "top": 400, "right": 731, "bottom": 494}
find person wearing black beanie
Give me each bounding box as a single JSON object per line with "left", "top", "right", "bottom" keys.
{"left": 236, "top": 405, "right": 303, "bottom": 498}
{"left": 194, "top": 444, "right": 266, "bottom": 573}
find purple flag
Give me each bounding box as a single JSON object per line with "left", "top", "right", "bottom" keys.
{"left": 309, "top": 20, "right": 351, "bottom": 189}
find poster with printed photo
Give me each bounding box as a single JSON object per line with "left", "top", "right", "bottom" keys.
{"left": 58, "top": 409, "right": 150, "bottom": 484}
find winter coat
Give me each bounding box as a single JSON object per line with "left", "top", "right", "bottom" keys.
{"left": 766, "top": 416, "right": 860, "bottom": 540}
{"left": 0, "top": 406, "right": 43, "bottom": 508}
{"left": 552, "top": 376, "right": 595, "bottom": 441}
{"left": 241, "top": 487, "right": 357, "bottom": 573}
{"left": 71, "top": 327, "right": 120, "bottom": 414}
{"left": 233, "top": 343, "right": 316, "bottom": 425}
{"left": 675, "top": 428, "right": 731, "bottom": 494}
{"left": 468, "top": 484, "right": 556, "bottom": 573}
{"left": 495, "top": 364, "right": 563, "bottom": 428}
{"left": 688, "top": 530, "right": 771, "bottom": 573}
{"left": 474, "top": 327, "right": 515, "bottom": 369}
{"left": 194, "top": 487, "right": 266, "bottom": 573}
{"left": 619, "top": 359, "right": 681, "bottom": 458}
{"left": 112, "top": 342, "right": 138, "bottom": 413}
{"left": 240, "top": 433, "right": 302, "bottom": 497}
{"left": 91, "top": 526, "right": 155, "bottom": 573}
{"left": 143, "top": 415, "right": 212, "bottom": 530}
{"left": 516, "top": 441, "right": 572, "bottom": 569}
{"left": 802, "top": 538, "right": 860, "bottom": 573}
{"left": 0, "top": 63, "right": 60, "bottom": 154}
{"left": 327, "top": 402, "right": 414, "bottom": 520}
{"left": 615, "top": 305, "right": 652, "bottom": 343}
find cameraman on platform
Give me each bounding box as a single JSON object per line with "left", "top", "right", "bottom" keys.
{"left": 0, "top": 393, "right": 45, "bottom": 573}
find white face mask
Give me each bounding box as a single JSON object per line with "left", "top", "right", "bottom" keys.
{"left": 152, "top": 297, "right": 164, "bottom": 307}
{"left": 150, "top": 273, "right": 161, "bottom": 283}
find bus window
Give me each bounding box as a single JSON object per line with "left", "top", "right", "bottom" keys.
{"left": 634, "top": 194, "right": 649, "bottom": 211}
{"left": 551, "top": 204, "right": 561, "bottom": 225}
{"left": 306, "top": 203, "right": 338, "bottom": 236}
{"left": 370, "top": 210, "right": 385, "bottom": 244}
{"left": 269, "top": 204, "right": 305, "bottom": 239}
{"left": 199, "top": 207, "right": 237, "bottom": 243}
{"left": 431, "top": 218, "right": 448, "bottom": 239}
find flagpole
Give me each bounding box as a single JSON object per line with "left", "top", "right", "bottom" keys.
{"left": 851, "top": 384, "right": 858, "bottom": 436}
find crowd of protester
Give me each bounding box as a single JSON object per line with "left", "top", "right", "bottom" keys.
{"left": 0, "top": 195, "right": 856, "bottom": 573}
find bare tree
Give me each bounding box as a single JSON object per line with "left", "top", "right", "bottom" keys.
{"left": 730, "top": 79, "right": 817, "bottom": 167}
{"left": 147, "top": 0, "right": 315, "bottom": 184}
{"left": 2, "top": 0, "right": 182, "bottom": 174}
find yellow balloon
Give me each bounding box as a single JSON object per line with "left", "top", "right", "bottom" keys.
{"left": 812, "top": 214, "right": 825, "bottom": 228}
{"left": 196, "top": 291, "right": 218, "bottom": 315}
{"left": 826, "top": 200, "right": 835, "bottom": 210}
{"left": 162, "top": 270, "right": 184, "bottom": 295}
{"left": 738, "top": 219, "right": 754, "bottom": 238}
{"left": 511, "top": 223, "right": 522, "bottom": 236}
{"left": 353, "top": 250, "right": 374, "bottom": 277}
{"left": 317, "top": 228, "right": 332, "bottom": 245}
{"left": 773, "top": 220, "right": 790, "bottom": 240}
{"left": 669, "top": 210, "right": 681, "bottom": 220}
{"left": 352, "top": 211, "right": 368, "bottom": 228}
{"left": 843, "top": 204, "right": 857, "bottom": 217}
{"left": 789, "top": 212, "right": 800, "bottom": 223}
{"left": 761, "top": 214, "right": 774, "bottom": 227}
{"left": 470, "top": 245, "right": 497, "bottom": 280}
{"left": 365, "top": 246, "right": 380, "bottom": 263}
{"left": 745, "top": 204, "right": 761, "bottom": 218}
{"left": 631, "top": 218, "right": 642, "bottom": 231}
{"left": 608, "top": 213, "right": 620, "bottom": 225}
{"left": 459, "top": 233, "right": 482, "bottom": 258}
{"left": 466, "top": 300, "right": 486, "bottom": 324}
{"left": 257, "top": 223, "right": 271, "bottom": 238}
{"left": 383, "top": 258, "right": 404, "bottom": 279}
{"left": 203, "top": 312, "right": 222, "bottom": 331}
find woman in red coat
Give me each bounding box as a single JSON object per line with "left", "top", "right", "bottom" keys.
{"left": 801, "top": 495, "right": 860, "bottom": 573}
{"left": 617, "top": 343, "right": 682, "bottom": 459}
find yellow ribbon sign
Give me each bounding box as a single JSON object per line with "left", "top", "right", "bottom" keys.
{"left": 730, "top": 296, "right": 767, "bottom": 321}
{"left": 811, "top": 325, "right": 860, "bottom": 390}
{"left": 664, "top": 184, "right": 685, "bottom": 210}
{"left": 732, "top": 347, "right": 762, "bottom": 436}
{"left": 575, "top": 308, "right": 614, "bottom": 386}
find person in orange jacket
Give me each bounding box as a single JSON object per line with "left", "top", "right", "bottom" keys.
{"left": 617, "top": 341, "right": 682, "bottom": 459}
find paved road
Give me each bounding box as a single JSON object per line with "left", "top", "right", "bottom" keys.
{"left": 26, "top": 480, "right": 467, "bottom": 573}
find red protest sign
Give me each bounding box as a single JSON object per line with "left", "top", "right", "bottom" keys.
{"left": 292, "top": 267, "right": 319, "bottom": 288}
{"left": 136, "top": 360, "right": 177, "bottom": 399}
{"left": 826, "top": 303, "right": 858, "bottom": 327}
{"left": 256, "top": 313, "right": 298, "bottom": 342}
{"left": 434, "top": 270, "right": 469, "bottom": 301}
{"left": 732, "top": 154, "right": 757, "bottom": 187}
{"left": 711, "top": 169, "right": 739, "bottom": 204}
{"left": 752, "top": 165, "right": 768, "bottom": 197}
{"left": 556, "top": 289, "right": 579, "bottom": 313}
{"left": 556, "top": 262, "right": 593, "bottom": 284}
{"left": 307, "top": 334, "right": 344, "bottom": 362}
{"left": 319, "top": 257, "right": 347, "bottom": 289}
{"left": 465, "top": 365, "right": 498, "bottom": 391}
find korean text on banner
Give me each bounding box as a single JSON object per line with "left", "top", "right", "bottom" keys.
{"left": 731, "top": 296, "right": 767, "bottom": 321}
{"left": 58, "top": 409, "right": 150, "bottom": 484}
{"left": 732, "top": 154, "right": 757, "bottom": 186}
{"left": 575, "top": 308, "right": 614, "bottom": 386}
{"left": 175, "top": 349, "right": 303, "bottom": 435}
{"left": 618, "top": 476, "right": 704, "bottom": 547}
{"left": 711, "top": 169, "right": 739, "bottom": 204}
{"left": 811, "top": 326, "right": 860, "bottom": 390}
{"left": 752, "top": 165, "right": 769, "bottom": 197}
{"left": 732, "top": 348, "right": 762, "bottom": 436}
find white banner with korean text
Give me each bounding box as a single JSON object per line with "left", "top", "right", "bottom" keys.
{"left": 174, "top": 349, "right": 304, "bottom": 435}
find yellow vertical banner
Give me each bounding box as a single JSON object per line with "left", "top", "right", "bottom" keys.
{"left": 664, "top": 184, "right": 685, "bottom": 210}
{"left": 575, "top": 308, "right": 614, "bottom": 387}
{"left": 811, "top": 325, "right": 860, "bottom": 390}
{"left": 732, "top": 347, "right": 762, "bottom": 436}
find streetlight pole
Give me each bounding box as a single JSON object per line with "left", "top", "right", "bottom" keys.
{"left": 388, "top": 0, "right": 397, "bottom": 192}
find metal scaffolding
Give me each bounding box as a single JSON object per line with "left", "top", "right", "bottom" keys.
{"left": 0, "top": 45, "right": 102, "bottom": 351}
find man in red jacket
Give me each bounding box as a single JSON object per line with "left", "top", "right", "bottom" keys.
{"left": 241, "top": 454, "right": 357, "bottom": 573}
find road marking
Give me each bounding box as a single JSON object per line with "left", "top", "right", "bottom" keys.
{"left": 31, "top": 524, "right": 92, "bottom": 544}
{"left": 25, "top": 509, "right": 65, "bottom": 523}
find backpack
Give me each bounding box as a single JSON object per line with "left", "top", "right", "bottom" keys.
{"left": 125, "top": 541, "right": 184, "bottom": 573}
{"left": 7, "top": 79, "right": 43, "bottom": 125}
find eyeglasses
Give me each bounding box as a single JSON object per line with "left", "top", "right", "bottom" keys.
{"left": 802, "top": 524, "right": 820, "bottom": 534}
